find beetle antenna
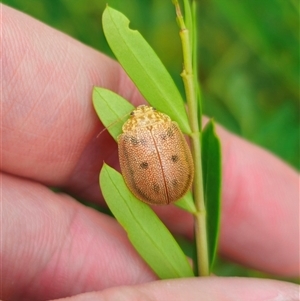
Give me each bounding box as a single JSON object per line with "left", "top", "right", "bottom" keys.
{"left": 96, "top": 110, "right": 132, "bottom": 139}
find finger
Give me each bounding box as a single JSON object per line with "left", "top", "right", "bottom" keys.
{"left": 218, "top": 127, "right": 299, "bottom": 277}
{"left": 51, "top": 277, "right": 299, "bottom": 301}
{"left": 1, "top": 173, "right": 156, "bottom": 301}
{"left": 2, "top": 5, "right": 144, "bottom": 201}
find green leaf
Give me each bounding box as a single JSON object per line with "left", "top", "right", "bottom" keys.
{"left": 93, "top": 86, "right": 197, "bottom": 212}
{"left": 174, "top": 191, "right": 196, "bottom": 214}
{"left": 102, "top": 6, "right": 191, "bottom": 134}
{"left": 201, "top": 120, "right": 222, "bottom": 272}
{"left": 92, "top": 87, "right": 134, "bottom": 141}
{"left": 100, "top": 164, "right": 194, "bottom": 279}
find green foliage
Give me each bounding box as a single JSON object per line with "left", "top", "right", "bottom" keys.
{"left": 92, "top": 88, "right": 134, "bottom": 141}
{"left": 98, "top": 4, "right": 220, "bottom": 277}
{"left": 93, "top": 86, "right": 196, "bottom": 214}
{"left": 100, "top": 164, "right": 194, "bottom": 279}
{"left": 102, "top": 7, "right": 190, "bottom": 134}
{"left": 201, "top": 120, "right": 221, "bottom": 272}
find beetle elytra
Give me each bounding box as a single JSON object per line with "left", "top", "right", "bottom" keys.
{"left": 118, "top": 105, "right": 194, "bottom": 205}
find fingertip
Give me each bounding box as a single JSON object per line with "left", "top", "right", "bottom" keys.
{"left": 50, "top": 277, "right": 300, "bottom": 301}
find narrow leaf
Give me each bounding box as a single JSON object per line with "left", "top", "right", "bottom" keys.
{"left": 93, "top": 86, "right": 196, "bottom": 212}
{"left": 102, "top": 6, "right": 191, "bottom": 134}
{"left": 175, "top": 191, "right": 196, "bottom": 214}
{"left": 100, "top": 164, "right": 194, "bottom": 279}
{"left": 201, "top": 120, "right": 222, "bottom": 272}
{"left": 92, "top": 87, "right": 134, "bottom": 141}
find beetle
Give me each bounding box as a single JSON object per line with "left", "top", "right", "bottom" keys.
{"left": 118, "top": 105, "right": 194, "bottom": 205}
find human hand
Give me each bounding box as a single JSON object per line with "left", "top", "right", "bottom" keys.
{"left": 1, "top": 5, "right": 299, "bottom": 301}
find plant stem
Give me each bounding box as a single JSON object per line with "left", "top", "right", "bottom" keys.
{"left": 173, "top": 0, "right": 209, "bottom": 276}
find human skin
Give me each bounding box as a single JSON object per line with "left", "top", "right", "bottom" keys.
{"left": 1, "top": 4, "right": 299, "bottom": 301}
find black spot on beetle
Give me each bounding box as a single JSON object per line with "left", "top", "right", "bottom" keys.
{"left": 160, "top": 133, "right": 167, "bottom": 140}
{"left": 139, "top": 138, "right": 147, "bottom": 146}
{"left": 153, "top": 183, "right": 160, "bottom": 193}
{"left": 171, "top": 155, "right": 179, "bottom": 163}
{"left": 160, "top": 128, "right": 174, "bottom": 141}
{"left": 140, "top": 162, "right": 149, "bottom": 169}
{"left": 172, "top": 179, "right": 178, "bottom": 187}
{"left": 130, "top": 137, "right": 139, "bottom": 145}
{"left": 166, "top": 127, "right": 174, "bottom": 138}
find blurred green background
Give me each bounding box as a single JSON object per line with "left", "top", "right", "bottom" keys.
{"left": 3, "top": 0, "right": 299, "bottom": 279}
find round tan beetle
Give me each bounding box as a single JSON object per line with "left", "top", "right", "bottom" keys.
{"left": 118, "top": 105, "right": 194, "bottom": 205}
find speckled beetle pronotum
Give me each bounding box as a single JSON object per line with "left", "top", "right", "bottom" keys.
{"left": 118, "top": 105, "right": 194, "bottom": 205}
